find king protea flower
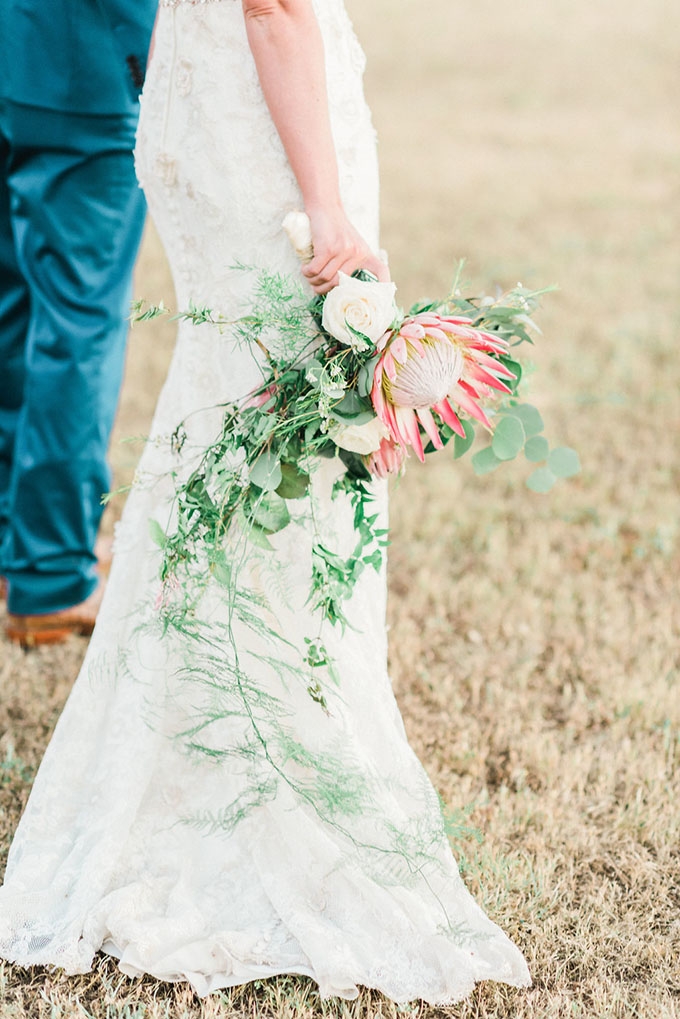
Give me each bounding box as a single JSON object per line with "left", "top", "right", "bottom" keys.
{"left": 365, "top": 436, "right": 407, "bottom": 479}
{"left": 370, "top": 313, "right": 516, "bottom": 461}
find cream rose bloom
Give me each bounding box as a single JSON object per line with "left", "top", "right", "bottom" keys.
{"left": 328, "top": 415, "right": 390, "bottom": 455}
{"left": 282, "top": 211, "right": 314, "bottom": 265}
{"left": 322, "top": 272, "right": 398, "bottom": 350}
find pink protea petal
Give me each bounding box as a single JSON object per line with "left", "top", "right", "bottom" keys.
{"left": 441, "top": 315, "right": 474, "bottom": 325}
{"left": 366, "top": 436, "right": 407, "bottom": 479}
{"left": 244, "top": 383, "right": 277, "bottom": 409}
{"left": 437, "top": 320, "right": 468, "bottom": 335}
{"left": 395, "top": 406, "right": 425, "bottom": 461}
{"left": 433, "top": 399, "right": 467, "bottom": 438}
{"left": 472, "top": 350, "right": 516, "bottom": 378}
{"left": 371, "top": 377, "right": 387, "bottom": 419}
{"left": 412, "top": 313, "right": 444, "bottom": 327}
{"left": 449, "top": 386, "right": 493, "bottom": 429}
{"left": 459, "top": 378, "right": 483, "bottom": 399}
{"left": 390, "top": 334, "right": 409, "bottom": 364}
{"left": 416, "top": 406, "right": 443, "bottom": 449}
{"left": 383, "top": 351, "right": 398, "bottom": 382}
{"left": 469, "top": 334, "right": 510, "bottom": 354}
{"left": 376, "top": 330, "right": 394, "bottom": 351}
{"left": 422, "top": 327, "right": 450, "bottom": 343}
{"left": 399, "top": 322, "right": 426, "bottom": 341}
{"left": 467, "top": 364, "right": 513, "bottom": 393}
{"left": 381, "top": 398, "right": 402, "bottom": 444}
{"left": 406, "top": 335, "right": 425, "bottom": 357}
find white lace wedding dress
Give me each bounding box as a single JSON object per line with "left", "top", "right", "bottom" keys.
{"left": 0, "top": 0, "right": 530, "bottom": 1003}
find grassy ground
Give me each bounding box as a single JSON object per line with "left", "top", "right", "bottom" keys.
{"left": 1, "top": 0, "right": 679, "bottom": 1015}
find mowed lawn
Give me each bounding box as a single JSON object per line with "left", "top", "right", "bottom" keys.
{"left": 1, "top": 0, "right": 679, "bottom": 1016}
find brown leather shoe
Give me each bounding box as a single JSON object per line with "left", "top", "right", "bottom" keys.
{"left": 5, "top": 578, "right": 106, "bottom": 647}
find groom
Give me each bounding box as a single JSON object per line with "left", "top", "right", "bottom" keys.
{"left": 0, "top": 0, "right": 157, "bottom": 644}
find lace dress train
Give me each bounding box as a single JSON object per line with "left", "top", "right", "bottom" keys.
{"left": 0, "top": 0, "right": 531, "bottom": 1003}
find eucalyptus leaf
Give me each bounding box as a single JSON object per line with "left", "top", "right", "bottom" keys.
{"left": 249, "top": 491, "right": 291, "bottom": 534}
{"left": 472, "top": 446, "right": 503, "bottom": 475}
{"left": 333, "top": 391, "right": 373, "bottom": 420}
{"left": 498, "top": 356, "right": 522, "bottom": 390}
{"left": 548, "top": 446, "right": 581, "bottom": 478}
{"left": 249, "top": 451, "right": 282, "bottom": 492}
{"left": 329, "top": 409, "right": 376, "bottom": 427}
{"left": 526, "top": 466, "right": 557, "bottom": 493}
{"left": 276, "top": 462, "right": 310, "bottom": 499}
{"left": 357, "top": 354, "right": 381, "bottom": 398}
{"left": 453, "top": 420, "right": 476, "bottom": 459}
{"left": 505, "top": 403, "right": 544, "bottom": 437}
{"left": 524, "top": 434, "right": 550, "bottom": 463}
{"left": 245, "top": 522, "right": 274, "bottom": 550}
{"left": 304, "top": 360, "right": 323, "bottom": 389}
{"left": 491, "top": 415, "right": 526, "bottom": 460}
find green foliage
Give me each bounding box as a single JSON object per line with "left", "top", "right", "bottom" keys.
{"left": 492, "top": 415, "right": 526, "bottom": 460}
{"left": 524, "top": 434, "right": 550, "bottom": 462}
{"left": 505, "top": 402, "right": 544, "bottom": 437}
{"left": 453, "top": 420, "right": 476, "bottom": 458}
{"left": 548, "top": 446, "right": 581, "bottom": 478}
{"left": 249, "top": 451, "right": 282, "bottom": 492}
{"left": 132, "top": 265, "right": 575, "bottom": 889}
{"left": 526, "top": 465, "right": 558, "bottom": 493}
{"left": 275, "top": 462, "right": 310, "bottom": 499}
{"left": 472, "top": 446, "right": 504, "bottom": 475}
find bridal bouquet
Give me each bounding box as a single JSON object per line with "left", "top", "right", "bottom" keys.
{"left": 126, "top": 218, "right": 579, "bottom": 840}
{"left": 132, "top": 214, "right": 577, "bottom": 688}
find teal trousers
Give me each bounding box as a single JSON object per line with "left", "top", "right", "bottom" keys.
{"left": 0, "top": 101, "right": 146, "bottom": 614}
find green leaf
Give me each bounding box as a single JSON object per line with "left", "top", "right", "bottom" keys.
{"left": 472, "top": 446, "right": 503, "bottom": 475}
{"left": 337, "top": 448, "right": 372, "bottom": 481}
{"left": 524, "top": 435, "right": 550, "bottom": 463}
{"left": 498, "top": 357, "right": 522, "bottom": 390}
{"left": 245, "top": 523, "right": 274, "bottom": 550}
{"left": 304, "top": 360, "right": 323, "bottom": 389}
{"left": 249, "top": 451, "right": 282, "bottom": 492}
{"left": 505, "top": 403, "right": 544, "bottom": 437}
{"left": 357, "top": 354, "right": 381, "bottom": 398}
{"left": 249, "top": 491, "right": 291, "bottom": 534}
{"left": 526, "top": 466, "right": 557, "bottom": 493}
{"left": 332, "top": 391, "right": 373, "bottom": 420}
{"left": 453, "top": 420, "right": 476, "bottom": 459}
{"left": 407, "top": 299, "right": 437, "bottom": 316}
{"left": 491, "top": 415, "right": 526, "bottom": 460}
{"left": 424, "top": 423, "right": 454, "bottom": 455}
{"left": 329, "top": 409, "right": 376, "bottom": 427}
{"left": 548, "top": 446, "right": 581, "bottom": 478}
{"left": 148, "top": 518, "right": 168, "bottom": 548}
{"left": 275, "top": 462, "right": 310, "bottom": 499}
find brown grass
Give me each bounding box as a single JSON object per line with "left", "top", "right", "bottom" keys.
{"left": 2, "top": 0, "right": 680, "bottom": 1015}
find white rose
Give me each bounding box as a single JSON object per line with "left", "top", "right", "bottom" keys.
{"left": 328, "top": 416, "right": 390, "bottom": 455}
{"left": 282, "top": 211, "right": 314, "bottom": 264}
{"left": 322, "top": 272, "right": 398, "bottom": 350}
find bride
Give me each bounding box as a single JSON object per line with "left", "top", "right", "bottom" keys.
{"left": 0, "top": 0, "right": 531, "bottom": 1004}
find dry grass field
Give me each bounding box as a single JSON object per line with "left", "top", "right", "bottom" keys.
{"left": 1, "top": 0, "right": 679, "bottom": 1015}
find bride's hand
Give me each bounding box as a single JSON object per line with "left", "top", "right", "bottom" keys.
{"left": 302, "top": 205, "right": 390, "bottom": 294}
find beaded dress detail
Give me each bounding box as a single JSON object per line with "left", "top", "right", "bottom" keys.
{"left": 0, "top": 0, "right": 530, "bottom": 1003}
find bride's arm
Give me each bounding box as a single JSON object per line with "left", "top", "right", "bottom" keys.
{"left": 242, "top": 0, "right": 389, "bottom": 293}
